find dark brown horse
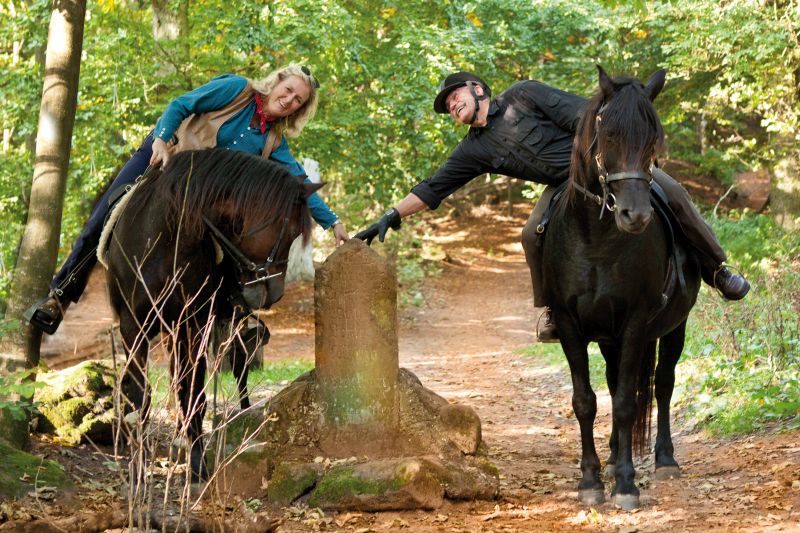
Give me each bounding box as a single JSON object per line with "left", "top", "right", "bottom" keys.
{"left": 106, "top": 148, "right": 319, "bottom": 482}
{"left": 538, "top": 67, "right": 701, "bottom": 509}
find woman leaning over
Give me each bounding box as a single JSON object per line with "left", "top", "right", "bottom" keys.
{"left": 26, "top": 64, "right": 349, "bottom": 334}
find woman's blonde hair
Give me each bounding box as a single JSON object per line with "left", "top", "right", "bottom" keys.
{"left": 250, "top": 64, "right": 319, "bottom": 138}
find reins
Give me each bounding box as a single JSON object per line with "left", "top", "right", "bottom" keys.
{"left": 202, "top": 214, "right": 289, "bottom": 287}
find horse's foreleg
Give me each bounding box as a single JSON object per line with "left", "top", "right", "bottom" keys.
{"left": 598, "top": 342, "right": 620, "bottom": 476}
{"left": 611, "top": 334, "right": 655, "bottom": 511}
{"left": 230, "top": 338, "right": 251, "bottom": 410}
{"left": 119, "top": 317, "right": 151, "bottom": 486}
{"left": 559, "top": 323, "right": 604, "bottom": 505}
{"left": 175, "top": 336, "right": 209, "bottom": 484}
{"left": 654, "top": 320, "right": 686, "bottom": 480}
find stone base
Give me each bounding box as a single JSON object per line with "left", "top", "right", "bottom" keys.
{"left": 218, "top": 368, "right": 499, "bottom": 510}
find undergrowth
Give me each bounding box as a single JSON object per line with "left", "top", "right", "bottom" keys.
{"left": 677, "top": 212, "right": 800, "bottom": 435}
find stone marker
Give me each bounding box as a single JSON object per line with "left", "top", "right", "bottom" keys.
{"left": 219, "top": 239, "right": 498, "bottom": 510}
{"left": 315, "top": 241, "right": 398, "bottom": 434}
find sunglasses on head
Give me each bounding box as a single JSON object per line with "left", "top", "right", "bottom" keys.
{"left": 301, "top": 66, "right": 320, "bottom": 89}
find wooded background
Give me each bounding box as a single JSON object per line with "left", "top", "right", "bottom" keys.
{"left": 1, "top": 0, "right": 799, "bottom": 309}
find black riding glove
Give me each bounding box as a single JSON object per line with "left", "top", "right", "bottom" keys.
{"left": 354, "top": 208, "right": 402, "bottom": 245}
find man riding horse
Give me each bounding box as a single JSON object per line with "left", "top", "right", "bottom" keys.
{"left": 355, "top": 71, "right": 749, "bottom": 342}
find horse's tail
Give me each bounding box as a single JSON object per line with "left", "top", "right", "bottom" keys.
{"left": 633, "top": 340, "right": 657, "bottom": 456}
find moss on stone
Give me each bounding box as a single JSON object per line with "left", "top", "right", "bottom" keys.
{"left": 267, "top": 462, "right": 320, "bottom": 504}
{"left": 308, "top": 465, "right": 403, "bottom": 507}
{"left": 224, "top": 411, "right": 267, "bottom": 450}
{"left": 0, "top": 407, "right": 30, "bottom": 449}
{"left": 34, "top": 361, "right": 116, "bottom": 445}
{"left": 35, "top": 360, "right": 115, "bottom": 405}
{"left": 475, "top": 457, "right": 499, "bottom": 477}
{"left": 0, "top": 441, "right": 71, "bottom": 499}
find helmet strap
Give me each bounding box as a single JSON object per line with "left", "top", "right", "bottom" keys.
{"left": 465, "top": 81, "right": 489, "bottom": 125}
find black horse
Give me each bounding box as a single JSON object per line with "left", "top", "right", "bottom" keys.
{"left": 106, "top": 148, "right": 320, "bottom": 482}
{"left": 537, "top": 67, "right": 701, "bottom": 510}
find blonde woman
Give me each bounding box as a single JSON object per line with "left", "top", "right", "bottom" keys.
{"left": 27, "top": 64, "right": 348, "bottom": 335}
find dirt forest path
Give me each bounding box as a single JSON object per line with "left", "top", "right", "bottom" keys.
{"left": 260, "top": 201, "right": 799, "bottom": 532}
{"left": 36, "top": 201, "right": 799, "bottom": 532}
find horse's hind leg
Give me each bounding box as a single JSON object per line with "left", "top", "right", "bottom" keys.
{"left": 598, "top": 342, "right": 620, "bottom": 476}
{"left": 559, "top": 323, "right": 604, "bottom": 505}
{"left": 654, "top": 320, "right": 686, "bottom": 480}
{"left": 174, "top": 334, "right": 209, "bottom": 483}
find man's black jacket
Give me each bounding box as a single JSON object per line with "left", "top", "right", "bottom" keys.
{"left": 411, "top": 80, "right": 587, "bottom": 209}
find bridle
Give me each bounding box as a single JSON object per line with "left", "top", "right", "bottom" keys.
{"left": 202, "top": 214, "right": 290, "bottom": 291}
{"left": 573, "top": 101, "right": 655, "bottom": 220}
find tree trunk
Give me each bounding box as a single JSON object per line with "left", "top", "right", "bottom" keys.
{"left": 152, "top": 0, "right": 188, "bottom": 40}
{"left": 0, "top": 0, "right": 86, "bottom": 373}
{"left": 152, "top": 0, "right": 191, "bottom": 87}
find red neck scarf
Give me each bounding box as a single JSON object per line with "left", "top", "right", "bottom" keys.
{"left": 254, "top": 93, "right": 279, "bottom": 134}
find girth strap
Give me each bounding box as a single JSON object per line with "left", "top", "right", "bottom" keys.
{"left": 535, "top": 181, "right": 570, "bottom": 235}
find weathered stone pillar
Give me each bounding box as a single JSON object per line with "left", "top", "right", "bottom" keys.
{"left": 314, "top": 239, "right": 398, "bottom": 433}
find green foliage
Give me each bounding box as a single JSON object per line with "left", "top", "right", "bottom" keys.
{"left": 2, "top": 0, "right": 799, "bottom": 312}
{"left": 0, "top": 368, "right": 43, "bottom": 422}
{"left": 0, "top": 320, "right": 43, "bottom": 420}
{"left": 678, "top": 213, "right": 799, "bottom": 435}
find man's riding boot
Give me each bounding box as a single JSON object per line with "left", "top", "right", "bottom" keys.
{"left": 714, "top": 267, "right": 750, "bottom": 301}
{"left": 537, "top": 308, "right": 559, "bottom": 343}
{"left": 24, "top": 293, "right": 70, "bottom": 335}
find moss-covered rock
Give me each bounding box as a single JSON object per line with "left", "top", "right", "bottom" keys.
{"left": 0, "top": 441, "right": 71, "bottom": 499}
{"left": 34, "top": 360, "right": 116, "bottom": 445}
{"left": 266, "top": 462, "right": 322, "bottom": 504}
{"left": 308, "top": 458, "right": 444, "bottom": 511}
{"left": 0, "top": 406, "right": 30, "bottom": 449}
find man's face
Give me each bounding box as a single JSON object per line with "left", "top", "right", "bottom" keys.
{"left": 445, "top": 84, "right": 484, "bottom": 125}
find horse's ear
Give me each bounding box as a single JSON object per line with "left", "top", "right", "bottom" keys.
{"left": 303, "top": 181, "right": 325, "bottom": 199}
{"left": 597, "top": 64, "right": 614, "bottom": 97}
{"left": 644, "top": 69, "right": 667, "bottom": 101}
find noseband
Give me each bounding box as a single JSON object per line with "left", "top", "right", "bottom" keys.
{"left": 202, "top": 214, "right": 289, "bottom": 289}
{"left": 573, "top": 103, "right": 654, "bottom": 220}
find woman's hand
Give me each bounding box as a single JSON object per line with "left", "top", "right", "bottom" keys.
{"left": 332, "top": 221, "right": 350, "bottom": 247}
{"left": 150, "top": 137, "right": 171, "bottom": 167}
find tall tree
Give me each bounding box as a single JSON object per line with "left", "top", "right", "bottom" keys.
{"left": 0, "top": 0, "right": 87, "bottom": 372}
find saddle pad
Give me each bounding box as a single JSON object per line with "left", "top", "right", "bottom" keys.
{"left": 96, "top": 181, "right": 140, "bottom": 268}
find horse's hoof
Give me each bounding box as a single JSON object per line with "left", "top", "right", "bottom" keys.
{"left": 579, "top": 488, "right": 605, "bottom": 506}
{"left": 612, "top": 493, "right": 640, "bottom": 511}
{"left": 603, "top": 464, "right": 615, "bottom": 477}
{"left": 655, "top": 465, "right": 681, "bottom": 480}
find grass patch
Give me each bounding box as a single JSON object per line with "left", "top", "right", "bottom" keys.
{"left": 516, "top": 342, "right": 607, "bottom": 390}
{"left": 148, "top": 358, "right": 313, "bottom": 408}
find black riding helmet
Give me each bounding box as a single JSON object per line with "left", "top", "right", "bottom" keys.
{"left": 433, "top": 72, "right": 491, "bottom": 124}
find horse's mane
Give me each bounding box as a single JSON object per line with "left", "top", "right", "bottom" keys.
{"left": 566, "top": 74, "right": 665, "bottom": 204}
{"left": 126, "top": 149, "right": 313, "bottom": 244}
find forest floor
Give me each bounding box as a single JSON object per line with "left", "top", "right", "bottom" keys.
{"left": 5, "top": 176, "right": 799, "bottom": 532}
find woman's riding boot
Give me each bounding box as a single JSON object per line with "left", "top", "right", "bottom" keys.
{"left": 24, "top": 293, "right": 70, "bottom": 335}
{"left": 537, "top": 307, "right": 559, "bottom": 343}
